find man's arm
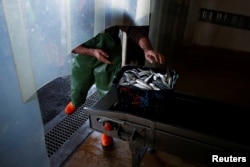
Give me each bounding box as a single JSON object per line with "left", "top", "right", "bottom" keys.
{"left": 120, "top": 26, "right": 165, "bottom": 64}
{"left": 138, "top": 37, "right": 165, "bottom": 64}
{"left": 72, "top": 44, "right": 111, "bottom": 64}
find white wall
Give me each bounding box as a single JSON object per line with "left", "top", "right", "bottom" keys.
{"left": 184, "top": 0, "right": 250, "bottom": 52}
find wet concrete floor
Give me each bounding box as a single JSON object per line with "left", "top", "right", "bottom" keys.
{"left": 63, "top": 131, "right": 206, "bottom": 167}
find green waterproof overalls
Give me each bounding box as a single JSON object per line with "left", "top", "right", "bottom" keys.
{"left": 71, "top": 33, "right": 122, "bottom": 108}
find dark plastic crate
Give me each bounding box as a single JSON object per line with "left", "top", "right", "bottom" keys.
{"left": 112, "top": 66, "right": 178, "bottom": 112}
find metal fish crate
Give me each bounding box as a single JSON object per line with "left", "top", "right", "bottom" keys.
{"left": 112, "top": 65, "right": 179, "bottom": 112}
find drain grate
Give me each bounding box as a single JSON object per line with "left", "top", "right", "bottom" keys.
{"left": 45, "top": 91, "right": 100, "bottom": 158}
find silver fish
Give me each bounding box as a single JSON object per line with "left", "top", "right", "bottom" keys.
{"left": 135, "top": 79, "right": 152, "bottom": 90}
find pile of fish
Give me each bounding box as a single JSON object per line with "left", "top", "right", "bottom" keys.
{"left": 118, "top": 67, "right": 179, "bottom": 91}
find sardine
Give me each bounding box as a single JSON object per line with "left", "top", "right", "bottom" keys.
{"left": 135, "top": 79, "right": 152, "bottom": 90}
{"left": 133, "top": 83, "right": 150, "bottom": 90}
{"left": 144, "top": 74, "right": 153, "bottom": 83}
{"left": 149, "top": 83, "right": 160, "bottom": 91}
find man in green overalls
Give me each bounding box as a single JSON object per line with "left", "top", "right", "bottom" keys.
{"left": 65, "top": 25, "right": 165, "bottom": 147}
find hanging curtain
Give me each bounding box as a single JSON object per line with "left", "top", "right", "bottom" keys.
{"left": 1, "top": 0, "right": 150, "bottom": 103}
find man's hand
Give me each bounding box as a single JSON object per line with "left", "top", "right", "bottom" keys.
{"left": 73, "top": 45, "right": 112, "bottom": 64}
{"left": 144, "top": 50, "right": 165, "bottom": 64}
{"left": 92, "top": 48, "right": 111, "bottom": 64}
{"left": 138, "top": 37, "right": 165, "bottom": 64}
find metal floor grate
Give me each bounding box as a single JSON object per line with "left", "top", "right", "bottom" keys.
{"left": 45, "top": 91, "right": 100, "bottom": 158}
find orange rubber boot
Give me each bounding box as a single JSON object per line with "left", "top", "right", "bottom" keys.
{"left": 101, "top": 134, "right": 113, "bottom": 147}
{"left": 101, "top": 122, "right": 113, "bottom": 148}
{"left": 65, "top": 101, "right": 77, "bottom": 115}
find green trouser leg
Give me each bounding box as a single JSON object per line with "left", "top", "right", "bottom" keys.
{"left": 94, "top": 49, "right": 121, "bottom": 98}
{"left": 71, "top": 33, "right": 121, "bottom": 108}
